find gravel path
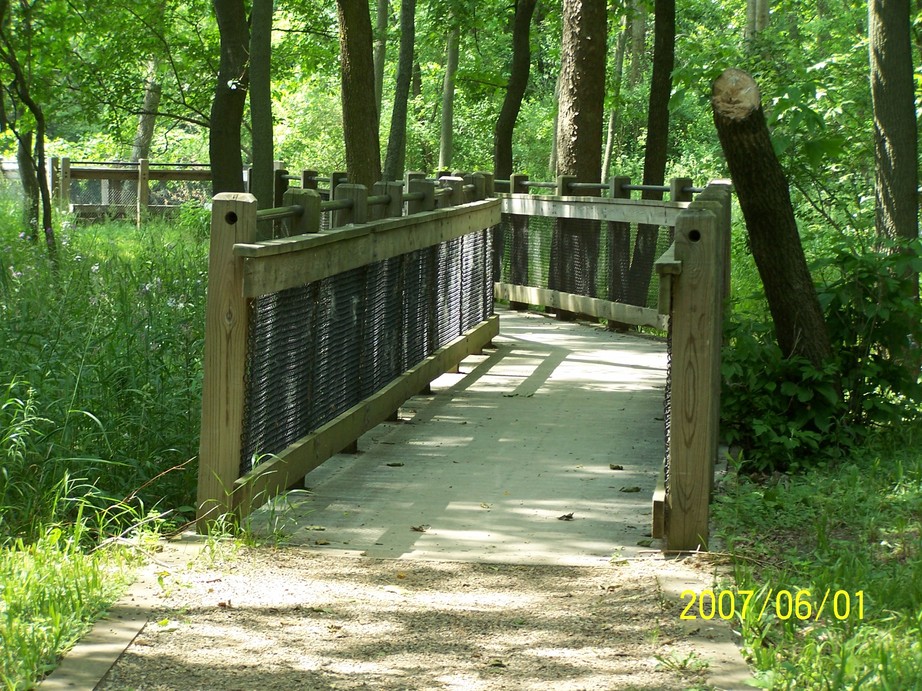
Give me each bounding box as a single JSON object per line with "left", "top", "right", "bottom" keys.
{"left": 89, "top": 541, "right": 747, "bottom": 690}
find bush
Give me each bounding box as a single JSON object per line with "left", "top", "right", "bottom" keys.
{"left": 721, "top": 239, "right": 922, "bottom": 472}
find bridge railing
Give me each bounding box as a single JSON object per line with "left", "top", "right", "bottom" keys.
{"left": 495, "top": 178, "right": 731, "bottom": 551}
{"left": 196, "top": 174, "right": 500, "bottom": 527}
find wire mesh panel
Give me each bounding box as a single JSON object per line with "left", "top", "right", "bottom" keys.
{"left": 497, "top": 213, "right": 672, "bottom": 311}
{"left": 239, "top": 227, "right": 495, "bottom": 476}
{"left": 242, "top": 285, "right": 317, "bottom": 475}
{"left": 148, "top": 179, "right": 211, "bottom": 207}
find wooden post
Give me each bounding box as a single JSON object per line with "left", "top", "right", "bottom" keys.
{"left": 59, "top": 157, "right": 71, "bottom": 211}
{"left": 136, "top": 159, "right": 150, "bottom": 229}
{"left": 406, "top": 174, "right": 435, "bottom": 214}
{"left": 556, "top": 174, "right": 577, "bottom": 196}
{"left": 301, "top": 169, "right": 318, "bottom": 190}
{"left": 670, "top": 177, "right": 694, "bottom": 203}
{"left": 329, "top": 171, "right": 349, "bottom": 199}
{"left": 666, "top": 205, "right": 723, "bottom": 551}
{"left": 197, "top": 193, "right": 259, "bottom": 530}
{"left": 478, "top": 171, "right": 495, "bottom": 198}
{"left": 273, "top": 168, "right": 289, "bottom": 208}
{"left": 471, "top": 173, "right": 486, "bottom": 201}
{"left": 440, "top": 176, "right": 464, "bottom": 207}
{"left": 334, "top": 183, "right": 368, "bottom": 226}
{"left": 50, "top": 157, "right": 59, "bottom": 206}
{"left": 607, "top": 176, "right": 633, "bottom": 329}
{"left": 282, "top": 188, "right": 322, "bottom": 236}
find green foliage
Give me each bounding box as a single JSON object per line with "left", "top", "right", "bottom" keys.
{"left": 713, "top": 434, "right": 922, "bottom": 688}
{"left": 0, "top": 199, "right": 207, "bottom": 538}
{"left": 722, "top": 239, "right": 922, "bottom": 472}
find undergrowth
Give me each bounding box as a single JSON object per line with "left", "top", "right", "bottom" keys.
{"left": 713, "top": 429, "right": 922, "bottom": 688}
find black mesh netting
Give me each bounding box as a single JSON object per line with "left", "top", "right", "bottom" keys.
{"left": 497, "top": 214, "right": 672, "bottom": 310}
{"left": 240, "top": 229, "right": 494, "bottom": 474}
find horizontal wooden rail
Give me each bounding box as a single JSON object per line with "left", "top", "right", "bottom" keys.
{"left": 500, "top": 194, "right": 689, "bottom": 226}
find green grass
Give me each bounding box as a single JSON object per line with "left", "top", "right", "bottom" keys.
{"left": 0, "top": 522, "right": 134, "bottom": 690}
{"left": 713, "top": 430, "right": 922, "bottom": 689}
{"left": 0, "top": 190, "right": 208, "bottom": 688}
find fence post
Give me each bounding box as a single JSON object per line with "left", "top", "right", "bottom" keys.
{"left": 197, "top": 193, "right": 259, "bottom": 530}
{"left": 372, "top": 180, "right": 404, "bottom": 219}
{"left": 281, "top": 188, "right": 321, "bottom": 236}
{"left": 666, "top": 204, "right": 723, "bottom": 551}
{"left": 670, "top": 177, "right": 695, "bottom": 203}
{"left": 59, "top": 157, "right": 71, "bottom": 212}
{"left": 406, "top": 172, "right": 435, "bottom": 214}
{"left": 50, "top": 157, "right": 59, "bottom": 206}
{"left": 273, "top": 168, "right": 289, "bottom": 208}
{"left": 136, "top": 159, "right": 150, "bottom": 228}
{"left": 334, "top": 183, "right": 368, "bottom": 226}
{"left": 556, "top": 174, "right": 577, "bottom": 196}
{"left": 440, "top": 176, "right": 464, "bottom": 207}
{"left": 301, "top": 169, "right": 318, "bottom": 190}
{"left": 606, "top": 176, "right": 632, "bottom": 326}
{"left": 329, "top": 171, "right": 349, "bottom": 200}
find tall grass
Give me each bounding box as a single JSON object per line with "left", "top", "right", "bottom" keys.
{"left": 0, "top": 197, "right": 208, "bottom": 539}
{"left": 0, "top": 188, "right": 208, "bottom": 687}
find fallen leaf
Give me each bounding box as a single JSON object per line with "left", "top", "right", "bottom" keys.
{"left": 410, "top": 524, "right": 430, "bottom": 532}
{"left": 489, "top": 659, "right": 508, "bottom": 668}
{"left": 557, "top": 512, "right": 575, "bottom": 521}
{"left": 609, "top": 464, "right": 624, "bottom": 470}
{"left": 619, "top": 486, "right": 642, "bottom": 493}
{"left": 315, "top": 539, "right": 330, "bottom": 545}
{"left": 386, "top": 462, "right": 405, "bottom": 467}
{"left": 636, "top": 538, "right": 654, "bottom": 547}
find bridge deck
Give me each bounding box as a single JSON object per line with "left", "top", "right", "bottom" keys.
{"left": 251, "top": 307, "right": 667, "bottom": 566}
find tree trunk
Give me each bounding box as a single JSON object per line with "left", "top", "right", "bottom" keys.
{"left": 209, "top": 0, "right": 250, "bottom": 195}
{"left": 625, "top": 0, "right": 674, "bottom": 307}
{"left": 493, "top": 0, "right": 538, "bottom": 181}
{"left": 551, "top": 0, "right": 607, "bottom": 317}
{"left": 712, "top": 68, "right": 833, "bottom": 367}
{"left": 869, "top": 0, "right": 919, "bottom": 274}
{"left": 131, "top": 65, "right": 161, "bottom": 162}
{"left": 382, "top": 0, "right": 415, "bottom": 181}
{"left": 337, "top": 0, "right": 382, "bottom": 189}
{"left": 373, "top": 0, "right": 388, "bottom": 126}
{"left": 16, "top": 130, "right": 38, "bottom": 235}
{"left": 249, "top": 0, "right": 274, "bottom": 208}
{"left": 628, "top": 0, "right": 646, "bottom": 87}
{"left": 438, "top": 26, "right": 460, "bottom": 171}
{"left": 601, "top": 18, "right": 628, "bottom": 179}
{"left": 548, "top": 70, "right": 561, "bottom": 175}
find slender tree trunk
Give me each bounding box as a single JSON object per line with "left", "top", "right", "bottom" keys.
{"left": 493, "top": 0, "right": 538, "bottom": 180}
{"left": 16, "top": 130, "right": 38, "bottom": 235}
{"left": 209, "top": 0, "right": 250, "bottom": 194}
{"left": 383, "top": 0, "right": 415, "bottom": 181}
{"left": 549, "top": 70, "right": 561, "bottom": 175}
{"left": 131, "top": 65, "right": 161, "bottom": 162}
{"left": 337, "top": 0, "right": 382, "bottom": 188}
{"left": 438, "top": 26, "right": 460, "bottom": 171}
{"left": 601, "top": 18, "right": 628, "bottom": 179}
{"left": 373, "top": 0, "right": 388, "bottom": 126}
{"left": 250, "top": 0, "right": 274, "bottom": 208}
{"left": 712, "top": 69, "right": 833, "bottom": 367}
{"left": 869, "top": 0, "right": 919, "bottom": 277}
{"left": 628, "top": 0, "right": 646, "bottom": 87}
{"left": 626, "top": 0, "right": 674, "bottom": 307}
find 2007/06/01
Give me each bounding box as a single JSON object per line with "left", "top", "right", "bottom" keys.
{"left": 680, "top": 589, "right": 865, "bottom": 622}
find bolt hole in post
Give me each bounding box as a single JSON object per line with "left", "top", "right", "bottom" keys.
{"left": 688, "top": 229, "right": 701, "bottom": 242}
{"left": 225, "top": 211, "right": 238, "bottom": 224}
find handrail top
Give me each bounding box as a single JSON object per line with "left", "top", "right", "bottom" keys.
{"left": 233, "top": 197, "right": 500, "bottom": 258}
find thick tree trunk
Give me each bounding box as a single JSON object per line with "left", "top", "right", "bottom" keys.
{"left": 869, "top": 0, "right": 919, "bottom": 268}
{"left": 625, "top": 0, "right": 674, "bottom": 307}
{"left": 493, "top": 0, "right": 537, "bottom": 181}
{"left": 249, "top": 0, "right": 274, "bottom": 208}
{"left": 382, "top": 0, "right": 415, "bottom": 181}
{"left": 628, "top": 0, "right": 645, "bottom": 87}
{"left": 556, "top": 0, "right": 607, "bottom": 181}
{"left": 337, "top": 0, "right": 382, "bottom": 189}
{"left": 551, "top": 0, "right": 607, "bottom": 317}
{"left": 209, "top": 0, "right": 249, "bottom": 195}
{"left": 373, "top": 0, "right": 388, "bottom": 126}
{"left": 712, "top": 69, "right": 833, "bottom": 367}
{"left": 438, "top": 27, "right": 460, "bottom": 171}
{"left": 131, "top": 66, "right": 161, "bottom": 162}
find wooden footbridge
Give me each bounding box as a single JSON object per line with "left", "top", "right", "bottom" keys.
{"left": 195, "top": 173, "right": 731, "bottom": 552}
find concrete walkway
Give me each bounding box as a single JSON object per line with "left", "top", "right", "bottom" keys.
{"left": 252, "top": 307, "right": 668, "bottom": 566}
